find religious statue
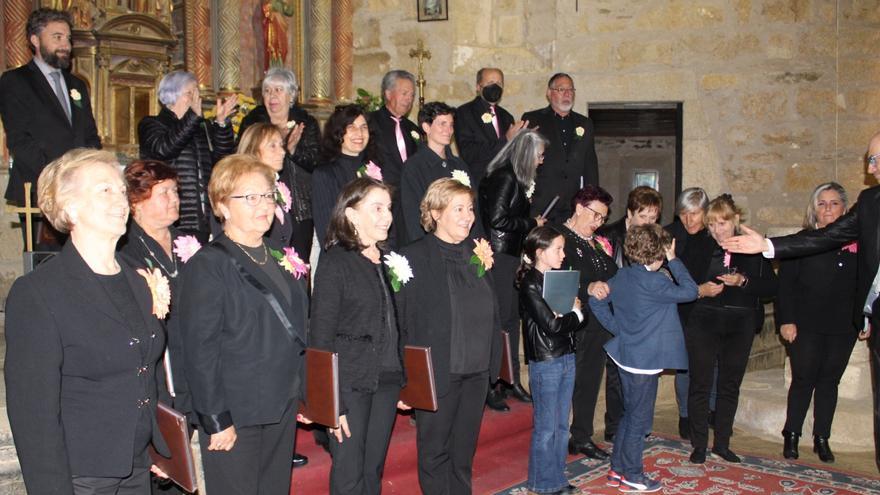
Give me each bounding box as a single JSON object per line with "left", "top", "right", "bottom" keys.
{"left": 262, "top": 0, "right": 295, "bottom": 72}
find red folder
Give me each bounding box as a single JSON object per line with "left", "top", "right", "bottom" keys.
{"left": 298, "top": 348, "right": 340, "bottom": 428}
{"left": 148, "top": 402, "right": 197, "bottom": 493}
{"left": 400, "top": 345, "right": 438, "bottom": 411}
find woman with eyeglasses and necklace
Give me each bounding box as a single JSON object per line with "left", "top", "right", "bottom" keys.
{"left": 556, "top": 185, "right": 617, "bottom": 461}
{"left": 177, "top": 154, "right": 311, "bottom": 495}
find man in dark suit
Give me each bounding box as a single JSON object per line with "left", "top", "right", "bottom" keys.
{"left": 723, "top": 131, "right": 880, "bottom": 471}
{"left": 454, "top": 67, "right": 526, "bottom": 187}
{"left": 522, "top": 73, "right": 598, "bottom": 223}
{"left": 0, "top": 8, "right": 101, "bottom": 250}
{"left": 368, "top": 70, "right": 420, "bottom": 248}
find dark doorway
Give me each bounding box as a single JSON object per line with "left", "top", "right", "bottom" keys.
{"left": 587, "top": 102, "right": 683, "bottom": 226}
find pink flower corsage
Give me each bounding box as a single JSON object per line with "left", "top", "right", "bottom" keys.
{"left": 136, "top": 265, "right": 171, "bottom": 319}
{"left": 275, "top": 181, "right": 292, "bottom": 224}
{"left": 271, "top": 246, "right": 309, "bottom": 279}
{"left": 723, "top": 250, "right": 732, "bottom": 267}
{"left": 595, "top": 235, "right": 613, "bottom": 258}
{"left": 842, "top": 241, "right": 858, "bottom": 254}
{"left": 173, "top": 235, "right": 202, "bottom": 263}
{"left": 357, "top": 161, "right": 383, "bottom": 181}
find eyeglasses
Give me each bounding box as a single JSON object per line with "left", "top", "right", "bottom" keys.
{"left": 869, "top": 153, "right": 880, "bottom": 167}
{"left": 585, "top": 204, "right": 607, "bottom": 223}
{"left": 229, "top": 191, "right": 276, "bottom": 206}
{"left": 549, "top": 87, "right": 576, "bottom": 95}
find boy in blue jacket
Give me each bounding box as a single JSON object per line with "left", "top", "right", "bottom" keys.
{"left": 589, "top": 223, "right": 698, "bottom": 493}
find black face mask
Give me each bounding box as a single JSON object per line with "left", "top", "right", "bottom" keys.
{"left": 481, "top": 84, "right": 503, "bottom": 104}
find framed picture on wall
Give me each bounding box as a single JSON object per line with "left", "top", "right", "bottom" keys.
{"left": 633, "top": 170, "right": 659, "bottom": 190}
{"left": 417, "top": 0, "right": 448, "bottom": 22}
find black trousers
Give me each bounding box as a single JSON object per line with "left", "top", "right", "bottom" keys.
{"left": 292, "top": 218, "right": 314, "bottom": 262}
{"left": 570, "top": 327, "right": 616, "bottom": 442}
{"left": 73, "top": 451, "right": 151, "bottom": 495}
{"left": 329, "top": 379, "right": 401, "bottom": 495}
{"left": 784, "top": 332, "right": 857, "bottom": 437}
{"left": 199, "top": 399, "right": 297, "bottom": 495}
{"left": 603, "top": 357, "right": 625, "bottom": 437}
{"left": 495, "top": 253, "right": 522, "bottom": 384}
{"left": 870, "top": 341, "right": 880, "bottom": 472}
{"left": 685, "top": 306, "right": 754, "bottom": 450}
{"left": 416, "top": 372, "right": 488, "bottom": 495}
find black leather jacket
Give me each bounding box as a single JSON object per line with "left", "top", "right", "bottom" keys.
{"left": 479, "top": 163, "right": 537, "bottom": 256}
{"left": 519, "top": 268, "right": 581, "bottom": 363}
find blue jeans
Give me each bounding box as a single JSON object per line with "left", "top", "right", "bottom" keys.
{"left": 612, "top": 369, "right": 659, "bottom": 479}
{"left": 527, "top": 353, "right": 576, "bottom": 493}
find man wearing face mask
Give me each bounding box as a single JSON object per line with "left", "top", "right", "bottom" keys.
{"left": 0, "top": 8, "right": 101, "bottom": 251}
{"left": 454, "top": 68, "right": 527, "bottom": 187}
{"left": 522, "top": 73, "right": 599, "bottom": 224}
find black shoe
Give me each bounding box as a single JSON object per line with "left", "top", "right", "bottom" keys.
{"left": 689, "top": 447, "right": 706, "bottom": 464}
{"left": 782, "top": 430, "right": 800, "bottom": 459}
{"left": 510, "top": 383, "right": 533, "bottom": 403}
{"left": 568, "top": 439, "right": 609, "bottom": 460}
{"left": 678, "top": 416, "right": 691, "bottom": 441}
{"left": 292, "top": 453, "right": 309, "bottom": 468}
{"left": 486, "top": 389, "right": 510, "bottom": 412}
{"left": 708, "top": 410, "right": 716, "bottom": 429}
{"left": 813, "top": 435, "right": 835, "bottom": 463}
{"left": 604, "top": 431, "right": 615, "bottom": 443}
{"left": 711, "top": 447, "right": 741, "bottom": 463}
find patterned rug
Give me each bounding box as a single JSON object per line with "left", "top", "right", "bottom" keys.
{"left": 495, "top": 435, "right": 880, "bottom": 494}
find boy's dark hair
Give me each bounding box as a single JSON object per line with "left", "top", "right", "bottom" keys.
{"left": 624, "top": 223, "right": 670, "bottom": 265}
{"left": 417, "top": 101, "right": 455, "bottom": 127}
{"left": 26, "top": 9, "right": 72, "bottom": 54}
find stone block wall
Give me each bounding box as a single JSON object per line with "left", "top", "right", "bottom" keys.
{"left": 352, "top": 0, "right": 880, "bottom": 232}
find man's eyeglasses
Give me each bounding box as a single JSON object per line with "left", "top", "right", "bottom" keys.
{"left": 585, "top": 204, "right": 607, "bottom": 223}
{"left": 549, "top": 87, "right": 576, "bottom": 95}
{"left": 869, "top": 153, "right": 880, "bottom": 167}
{"left": 229, "top": 191, "right": 277, "bottom": 206}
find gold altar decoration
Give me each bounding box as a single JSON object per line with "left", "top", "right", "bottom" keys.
{"left": 409, "top": 39, "right": 432, "bottom": 109}
{"left": 217, "top": 0, "right": 241, "bottom": 93}
{"left": 331, "top": 0, "right": 353, "bottom": 101}
{"left": 4, "top": 0, "right": 31, "bottom": 69}
{"left": 308, "top": 0, "right": 331, "bottom": 102}
{"left": 185, "top": 0, "right": 213, "bottom": 94}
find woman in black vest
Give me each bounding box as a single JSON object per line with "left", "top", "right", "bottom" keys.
{"left": 778, "top": 182, "right": 858, "bottom": 463}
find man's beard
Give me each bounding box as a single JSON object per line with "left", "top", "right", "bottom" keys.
{"left": 40, "top": 46, "right": 71, "bottom": 70}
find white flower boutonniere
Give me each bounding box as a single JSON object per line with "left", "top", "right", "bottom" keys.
{"left": 384, "top": 252, "right": 413, "bottom": 292}
{"left": 574, "top": 126, "right": 585, "bottom": 139}
{"left": 525, "top": 181, "right": 536, "bottom": 200}
{"left": 410, "top": 130, "right": 421, "bottom": 141}
{"left": 69, "top": 88, "right": 82, "bottom": 108}
{"left": 451, "top": 169, "right": 471, "bottom": 188}
{"left": 286, "top": 120, "right": 297, "bottom": 129}
{"left": 137, "top": 264, "right": 171, "bottom": 319}
{"left": 481, "top": 112, "right": 493, "bottom": 124}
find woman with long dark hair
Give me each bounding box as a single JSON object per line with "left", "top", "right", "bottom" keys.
{"left": 310, "top": 177, "right": 409, "bottom": 494}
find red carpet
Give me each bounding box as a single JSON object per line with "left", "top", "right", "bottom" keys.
{"left": 290, "top": 400, "right": 543, "bottom": 494}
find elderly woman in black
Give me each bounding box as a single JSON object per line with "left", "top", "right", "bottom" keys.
{"left": 311, "top": 177, "right": 409, "bottom": 494}
{"left": 177, "top": 154, "right": 310, "bottom": 494}
{"left": 479, "top": 129, "right": 548, "bottom": 408}
{"left": 399, "top": 178, "right": 501, "bottom": 495}
{"left": 312, "top": 104, "right": 380, "bottom": 246}
{"left": 238, "top": 67, "right": 321, "bottom": 260}
{"left": 685, "top": 194, "right": 778, "bottom": 464}
{"left": 778, "top": 182, "right": 858, "bottom": 463}
{"left": 138, "top": 70, "right": 237, "bottom": 242}
{"left": 6, "top": 149, "right": 170, "bottom": 493}
{"left": 557, "top": 185, "right": 617, "bottom": 460}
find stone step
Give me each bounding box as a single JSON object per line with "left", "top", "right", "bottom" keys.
{"left": 734, "top": 368, "right": 873, "bottom": 452}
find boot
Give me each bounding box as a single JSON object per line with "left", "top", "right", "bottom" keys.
{"left": 813, "top": 435, "right": 835, "bottom": 463}
{"left": 782, "top": 430, "right": 799, "bottom": 459}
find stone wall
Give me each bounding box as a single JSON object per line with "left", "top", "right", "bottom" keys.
{"left": 352, "top": 0, "right": 880, "bottom": 230}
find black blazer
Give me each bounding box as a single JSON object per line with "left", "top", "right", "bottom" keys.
{"left": 0, "top": 60, "right": 101, "bottom": 204}
{"left": 776, "top": 234, "right": 858, "bottom": 336}
{"left": 773, "top": 186, "right": 880, "bottom": 348}
{"left": 5, "top": 243, "right": 169, "bottom": 493}
{"left": 398, "top": 235, "right": 502, "bottom": 396}
{"left": 311, "top": 153, "right": 364, "bottom": 247}
{"left": 521, "top": 106, "right": 598, "bottom": 222}
{"left": 520, "top": 268, "right": 581, "bottom": 363}
{"left": 479, "top": 162, "right": 536, "bottom": 256}
{"left": 177, "top": 235, "right": 309, "bottom": 433}
{"left": 454, "top": 97, "right": 514, "bottom": 185}
{"left": 310, "top": 246, "right": 405, "bottom": 409}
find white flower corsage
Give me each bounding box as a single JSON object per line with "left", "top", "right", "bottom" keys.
{"left": 69, "top": 88, "right": 82, "bottom": 108}
{"left": 451, "top": 169, "right": 471, "bottom": 188}
{"left": 384, "top": 251, "right": 413, "bottom": 292}
{"left": 574, "top": 126, "right": 585, "bottom": 138}
{"left": 525, "top": 181, "right": 535, "bottom": 200}
{"left": 410, "top": 130, "right": 421, "bottom": 141}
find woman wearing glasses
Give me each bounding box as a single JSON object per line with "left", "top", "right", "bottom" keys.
{"left": 177, "top": 154, "right": 310, "bottom": 495}
{"left": 556, "top": 185, "right": 617, "bottom": 460}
